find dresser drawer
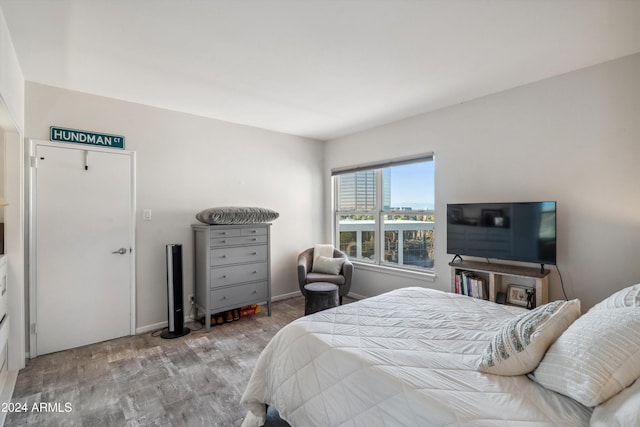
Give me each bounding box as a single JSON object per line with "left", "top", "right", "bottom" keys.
{"left": 241, "top": 227, "right": 268, "bottom": 236}
{"left": 210, "top": 234, "right": 268, "bottom": 247}
{"left": 210, "top": 262, "right": 268, "bottom": 287}
{"left": 210, "top": 282, "right": 268, "bottom": 311}
{"left": 210, "top": 245, "right": 268, "bottom": 266}
{"left": 209, "top": 228, "right": 240, "bottom": 238}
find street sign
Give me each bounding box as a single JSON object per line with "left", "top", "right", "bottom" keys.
{"left": 50, "top": 126, "right": 125, "bottom": 149}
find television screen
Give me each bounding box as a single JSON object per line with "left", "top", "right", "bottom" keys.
{"left": 447, "top": 202, "right": 556, "bottom": 265}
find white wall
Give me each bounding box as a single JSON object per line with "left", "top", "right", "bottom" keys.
{"left": 325, "top": 53, "right": 640, "bottom": 311}
{"left": 25, "top": 83, "right": 325, "bottom": 330}
{"left": 0, "top": 8, "right": 23, "bottom": 133}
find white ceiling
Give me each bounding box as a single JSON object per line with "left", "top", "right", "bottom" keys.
{"left": 1, "top": 0, "right": 640, "bottom": 141}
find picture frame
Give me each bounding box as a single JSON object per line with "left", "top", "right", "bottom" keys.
{"left": 506, "top": 284, "right": 532, "bottom": 307}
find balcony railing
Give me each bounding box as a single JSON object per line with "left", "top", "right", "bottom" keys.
{"left": 339, "top": 219, "right": 434, "bottom": 268}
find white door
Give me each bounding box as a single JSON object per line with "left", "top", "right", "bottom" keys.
{"left": 33, "top": 143, "right": 135, "bottom": 355}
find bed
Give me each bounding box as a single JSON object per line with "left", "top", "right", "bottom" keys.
{"left": 241, "top": 286, "right": 640, "bottom": 427}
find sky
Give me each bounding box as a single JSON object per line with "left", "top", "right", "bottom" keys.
{"left": 389, "top": 162, "right": 435, "bottom": 210}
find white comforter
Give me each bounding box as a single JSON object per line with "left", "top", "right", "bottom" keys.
{"left": 241, "top": 287, "right": 591, "bottom": 426}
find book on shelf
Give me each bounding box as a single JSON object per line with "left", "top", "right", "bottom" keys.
{"left": 454, "top": 270, "right": 488, "bottom": 299}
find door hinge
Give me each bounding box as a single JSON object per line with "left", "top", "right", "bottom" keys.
{"left": 30, "top": 156, "right": 37, "bottom": 168}
{"left": 31, "top": 323, "right": 37, "bottom": 334}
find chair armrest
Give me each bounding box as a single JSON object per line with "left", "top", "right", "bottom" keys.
{"left": 297, "top": 250, "right": 313, "bottom": 292}
{"left": 297, "top": 258, "right": 307, "bottom": 280}
{"left": 341, "top": 258, "right": 353, "bottom": 286}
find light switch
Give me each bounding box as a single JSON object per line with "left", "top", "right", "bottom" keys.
{"left": 143, "top": 209, "right": 152, "bottom": 221}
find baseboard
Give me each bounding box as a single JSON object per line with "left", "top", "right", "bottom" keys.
{"left": 136, "top": 309, "right": 214, "bottom": 334}
{"left": 135, "top": 321, "right": 169, "bottom": 335}
{"left": 347, "top": 292, "right": 366, "bottom": 300}
{"left": 271, "top": 291, "right": 300, "bottom": 302}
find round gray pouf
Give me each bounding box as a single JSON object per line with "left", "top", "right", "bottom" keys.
{"left": 304, "top": 282, "right": 339, "bottom": 315}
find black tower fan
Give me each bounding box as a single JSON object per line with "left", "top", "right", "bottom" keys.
{"left": 161, "top": 244, "right": 190, "bottom": 339}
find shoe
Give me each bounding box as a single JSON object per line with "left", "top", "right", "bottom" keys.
{"left": 233, "top": 309, "right": 240, "bottom": 321}
{"left": 216, "top": 314, "right": 224, "bottom": 325}
{"left": 224, "top": 311, "right": 233, "bottom": 323}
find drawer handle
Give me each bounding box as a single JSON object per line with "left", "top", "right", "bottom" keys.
{"left": 221, "top": 296, "right": 227, "bottom": 300}
{"left": 251, "top": 238, "right": 257, "bottom": 241}
{"left": 252, "top": 271, "right": 257, "bottom": 274}
{"left": 251, "top": 230, "right": 257, "bottom": 233}
{"left": 221, "top": 255, "right": 227, "bottom": 258}
{"left": 221, "top": 240, "right": 227, "bottom": 243}
{"left": 221, "top": 275, "right": 227, "bottom": 279}
{"left": 252, "top": 290, "right": 257, "bottom": 294}
{"left": 221, "top": 232, "right": 227, "bottom": 235}
{"left": 251, "top": 252, "right": 257, "bottom": 255}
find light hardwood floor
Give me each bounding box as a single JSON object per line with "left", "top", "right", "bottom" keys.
{"left": 5, "top": 296, "right": 330, "bottom": 427}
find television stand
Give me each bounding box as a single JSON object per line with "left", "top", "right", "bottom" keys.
{"left": 449, "top": 260, "right": 550, "bottom": 308}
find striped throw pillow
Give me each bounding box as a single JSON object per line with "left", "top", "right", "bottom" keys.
{"left": 477, "top": 299, "right": 580, "bottom": 376}
{"left": 196, "top": 207, "right": 279, "bottom": 225}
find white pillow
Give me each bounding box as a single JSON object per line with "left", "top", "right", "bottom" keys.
{"left": 311, "top": 255, "right": 344, "bottom": 275}
{"left": 590, "top": 284, "right": 640, "bottom": 311}
{"left": 590, "top": 378, "right": 640, "bottom": 427}
{"left": 313, "top": 244, "right": 334, "bottom": 263}
{"left": 530, "top": 307, "right": 640, "bottom": 407}
{"left": 477, "top": 299, "right": 580, "bottom": 376}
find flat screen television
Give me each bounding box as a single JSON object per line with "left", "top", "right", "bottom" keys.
{"left": 447, "top": 201, "right": 556, "bottom": 266}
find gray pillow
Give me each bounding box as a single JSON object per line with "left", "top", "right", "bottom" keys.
{"left": 196, "top": 207, "right": 279, "bottom": 225}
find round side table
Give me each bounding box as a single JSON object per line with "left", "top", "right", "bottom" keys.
{"left": 304, "top": 282, "right": 339, "bottom": 315}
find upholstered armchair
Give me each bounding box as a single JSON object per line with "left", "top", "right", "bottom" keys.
{"left": 297, "top": 247, "right": 353, "bottom": 304}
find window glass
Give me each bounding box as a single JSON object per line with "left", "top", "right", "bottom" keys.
{"left": 337, "top": 214, "right": 375, "bottom": 262}
{"left": 387, "top": 162, "right": 434, "bottom": 211}
{"left": 334, "top": 158, "right": 434, "bottom": 271}
{"left": 337, "top": 171, "right": 377, "bottom": 212}
{"left": 383, "top": 214, "right": 434, "bottom": 268}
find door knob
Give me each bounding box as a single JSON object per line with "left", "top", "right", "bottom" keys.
{"left": 112, "top": 248, "right": 127, "bottom": 254}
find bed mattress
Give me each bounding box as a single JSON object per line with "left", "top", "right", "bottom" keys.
{"left": 241, "top": 287, "right": 591, "bottom": 426}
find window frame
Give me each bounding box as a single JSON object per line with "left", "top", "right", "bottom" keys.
{"left": 332, "top": 155, "right": 435, "bottom": 274}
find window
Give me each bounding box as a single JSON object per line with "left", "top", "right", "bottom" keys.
{"left": 333, "top": 157, "right": 435, "bottom": 271}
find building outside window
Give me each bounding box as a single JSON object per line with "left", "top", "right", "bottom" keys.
{"left": 333, "top": 156, "right": 435, "bottom": 271}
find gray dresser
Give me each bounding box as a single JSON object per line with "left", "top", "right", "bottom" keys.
{"left": 192, "top": 224, "right": 272, "bottom": 330}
